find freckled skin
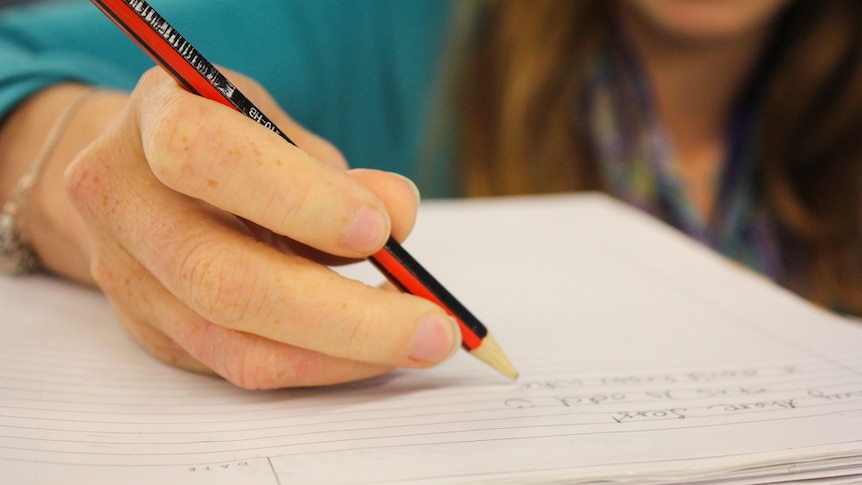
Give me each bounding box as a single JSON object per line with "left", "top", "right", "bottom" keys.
{"left": 38, "top": 70, "right": 433, "bottom": 389}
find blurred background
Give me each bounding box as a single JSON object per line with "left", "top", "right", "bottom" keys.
{"left": 0, "top": 0, "right": 59, "bottom": 9}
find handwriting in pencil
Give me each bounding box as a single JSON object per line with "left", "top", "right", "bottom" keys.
{"left": 600, "top": 368, "right": 759, "bottom": 386}
{"left": 807, "top": 388, "right": 862, "bottom": 401}
{"left": 707, "top": 399, "right": 797, "bottom": 412}
{"left": 499, "top": 362, "right": 862, "bottom": 426}
{"left": 518, "top": 379, "right": 584, "bottom": 390}
{"left": 611, "top": 408, "right": 688, "bottom": 423}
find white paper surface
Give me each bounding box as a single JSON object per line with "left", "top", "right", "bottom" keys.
{"left": 2, "top": 194, "right": 861, "bottom": 484}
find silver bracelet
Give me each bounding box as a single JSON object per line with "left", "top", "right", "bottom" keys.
{"left": 0, "top": 88, "right": 99, "bottom": 275}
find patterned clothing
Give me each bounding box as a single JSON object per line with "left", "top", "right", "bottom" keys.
{"left": 583, "top": 32, "right": 783, "bottom": 280}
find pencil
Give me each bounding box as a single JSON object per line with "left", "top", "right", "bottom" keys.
{"left": 90, "top": 0, "right": 518, "bottom": 380}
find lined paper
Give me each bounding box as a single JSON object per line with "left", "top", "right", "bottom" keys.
{"left": 2, "top": 194, "right": 861, "bottom": 484}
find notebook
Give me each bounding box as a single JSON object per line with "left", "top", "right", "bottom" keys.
{"left": 2, "top": 193, "right": 861, "bottom": 484}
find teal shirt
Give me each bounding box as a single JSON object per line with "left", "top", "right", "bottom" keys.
{"left": 0, "top": 0, "right": 456, "bottom": 195}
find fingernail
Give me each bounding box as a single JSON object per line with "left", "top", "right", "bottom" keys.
{"left": 409, "top": 314, "right": 461, "bottom": 364}
{"left": 395, "top": 173, "right": 421, "bottom": 204}
{"left": 341, "top": 206, "right": 389, "bottom": 253}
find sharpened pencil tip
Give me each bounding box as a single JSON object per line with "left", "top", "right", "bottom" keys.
{"left": 470, "top": 333, "right": 518, "bottom": 380}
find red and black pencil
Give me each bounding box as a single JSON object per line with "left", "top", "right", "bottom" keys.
{"left": 90, "top": 0, "right": 518, "bottom": 379}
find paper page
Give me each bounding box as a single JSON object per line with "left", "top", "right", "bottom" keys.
{"left": 2, "top": 194, "right": 861, "bottom": 484}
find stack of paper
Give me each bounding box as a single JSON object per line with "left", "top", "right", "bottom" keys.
{"left": 2, "top": 194, "right": 861, "bottom": 484}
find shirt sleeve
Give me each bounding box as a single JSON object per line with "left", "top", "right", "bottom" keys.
{"left": 0, "top": 0, "right": 453, "bottom": 188}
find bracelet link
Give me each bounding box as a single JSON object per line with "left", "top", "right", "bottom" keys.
{"left": 0, "top": 206, "right": 41, "bottom": 275}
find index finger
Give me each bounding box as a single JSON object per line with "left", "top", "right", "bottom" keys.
{"left": 134, "top": 69, "right": 391, "bottom": 258}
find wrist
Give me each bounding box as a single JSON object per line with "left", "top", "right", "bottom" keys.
{"left": 0, "top": 85, "right": 127, "bottom": 282}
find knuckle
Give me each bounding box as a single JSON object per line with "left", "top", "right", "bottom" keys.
{"left": 90, "top": 255, "right": 127, "bottom": 301}
{"left": 141, "top": 99, "right": 203, "bottom": 188}
{"left": 343, "top": 324, "right": 373, "bottom": 362}
{"left": 63, "top": 156, "right": 89, "bottom": 208}
{"left": 216, "top": 336, "right": 277, "bottom": 390}
{"left": 336, "top": 306, "right": 387, "bottom": 361}
{"left": 63, "top": 144, "right": 110, "bottom": 213}
{"left": 265, "top": 174, "right": 315, "bottom": 233}
{"left": 136, "top": 66, "right": 168, "bottom": 90}
{"left": 179, "top": 238, "right": 263, "bottom": 327}
{"left": 120, "top": 313, "right": 203, "bottom": 373}
{"left": 219, "top": 350, "right": 257, "bottom": 390}
{"left": 89, "top": 256, "right": 114, "bottom": 291}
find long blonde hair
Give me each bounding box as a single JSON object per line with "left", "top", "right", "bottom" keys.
{"left": 458, "top": 0, "right": 862, "bottom": 313}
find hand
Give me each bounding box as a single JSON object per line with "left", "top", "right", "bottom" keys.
{"left": 29, "top": 69, "right": 460, "bottom": 388}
